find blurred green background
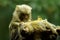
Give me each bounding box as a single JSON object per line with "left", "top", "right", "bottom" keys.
{"left": 0, "top": 0, "right": 60, "bottom": 40}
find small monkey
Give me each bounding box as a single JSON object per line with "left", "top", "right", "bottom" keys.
{"left": 9, "top": 4, "right": 32, "bottom": 40}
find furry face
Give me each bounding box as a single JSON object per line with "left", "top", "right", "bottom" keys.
{"left": 12, "top": 4, "right": 32, "bottom": 22}
{"left": 19, "top": 12, "right": 29, "bottom": 21}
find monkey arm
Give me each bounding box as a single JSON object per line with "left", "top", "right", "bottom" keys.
{"left": 9, "top": 22, "right": 23, "bottom": 40}
{"left": 56, "top": 26, "right": 60, "bottom": 35}
{"left": 56, "top": 29, "right": 60, "bottom": 35}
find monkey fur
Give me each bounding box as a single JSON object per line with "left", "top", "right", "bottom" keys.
{"left": 20, "top": 19, "right": 59, "bottom": 40}
{"left": 9, "top": 4, "right": 32, "bottom": 40}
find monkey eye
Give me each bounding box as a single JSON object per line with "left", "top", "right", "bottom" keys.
{"left": 21, "top": 13, "right": 29, "bottom": 16}
{"left": 19, "top": 13, "right": 29, "bottom": 17}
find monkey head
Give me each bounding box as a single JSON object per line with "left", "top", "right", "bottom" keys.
{"left": 12, "top": 4, "right": 32, "bottom": 22}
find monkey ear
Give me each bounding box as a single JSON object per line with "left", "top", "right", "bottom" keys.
{"left": 15, "top": 5, "right": 21, "bottom": 11}
{"left": 29, "top": 5, "right": 32, "bottom": 10}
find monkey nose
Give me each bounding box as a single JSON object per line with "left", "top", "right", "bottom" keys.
{"left": 25, "top": 15, "right": 28, "bottom": 18}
